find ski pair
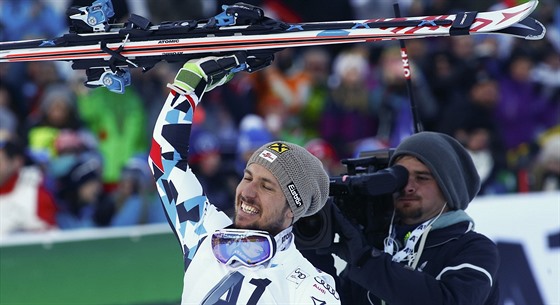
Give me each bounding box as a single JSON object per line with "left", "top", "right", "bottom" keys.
{"left": 0, "top": 0, "right": 546, "bottom": 93}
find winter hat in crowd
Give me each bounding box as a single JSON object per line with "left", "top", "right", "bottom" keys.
{"left": 247, "top": 141, "right": 330, "bottom": 223}
{"left": 305, "top": 138, "right": 338, "bottom": 163}
{"left": 40, "top": 84, "right": 77, "bottom": 113}
{"left": 237, "top": 114, "right": 274, "bottom": 156}
{"left": 389, "top": 132, "right": 481, "bottom": 210}
{"left": 236, "top": 114, "right": 274, "bottom": 175}
{"left": 121, "top": 154, "right": 153, "bottom": 188}
{"left": 239, "top": 128, "right": 273, "bottom": 154}
{"left": 66, "top": 158, "right": 102, "bottom": 189}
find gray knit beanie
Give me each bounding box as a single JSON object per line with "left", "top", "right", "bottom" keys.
{"left": 40, "top": 84, "right": 77, "bottom": 113}
{"left": 389, "top": 132, "right": 480, "bottom": 210}
{"left": 247, "top": 141, "right": 330, "bottom": 223}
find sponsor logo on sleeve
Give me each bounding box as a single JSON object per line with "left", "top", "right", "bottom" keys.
{"left": 287, "top": 267, "right": 308, "bottom": 286}
{"left": 313, "top": 276, "right": 339, "bottom": 300}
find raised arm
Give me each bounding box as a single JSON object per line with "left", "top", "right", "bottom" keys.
{"left": 148, "top": 55, "right": 252, "bottom": 261}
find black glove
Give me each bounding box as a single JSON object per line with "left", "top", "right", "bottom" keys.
{"left": 323, "top": 205, "right": 371, "bottom": 265}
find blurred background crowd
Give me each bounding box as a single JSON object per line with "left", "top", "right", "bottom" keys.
{"left": 0, "top": 0, "right": 558, "bottom": 236}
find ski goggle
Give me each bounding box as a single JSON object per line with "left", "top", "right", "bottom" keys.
{"left": 211, "top": 228, "right": 277, "bottom": 267}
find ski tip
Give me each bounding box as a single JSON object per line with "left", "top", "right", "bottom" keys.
{"left": 493, "top": 16, "right": 546, "bottom": 40}
{"left": 526, "top": 19, "right": 546, "bottom": 40}
{"left": 472, "top": 0, "right": 543, "bottom": 35}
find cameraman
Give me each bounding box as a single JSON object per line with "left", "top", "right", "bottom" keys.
{"left": 330, "top": 132, "right": 499, "bottom": 305}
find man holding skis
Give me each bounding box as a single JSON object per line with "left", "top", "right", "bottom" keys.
{"left": 148, "top": 53, "right": 341, "bottom": 304}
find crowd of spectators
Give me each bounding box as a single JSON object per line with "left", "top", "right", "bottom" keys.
{"left": 0, "top": 0, "right": 558, "bottom": 236}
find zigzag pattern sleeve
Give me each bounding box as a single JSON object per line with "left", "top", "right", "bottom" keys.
{"left": 148, "top": 90, "right": 231, "bottom": 267}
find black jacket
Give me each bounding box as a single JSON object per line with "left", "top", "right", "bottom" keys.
{"left": 341, "top": 210, "right": 500, "bottom": 305}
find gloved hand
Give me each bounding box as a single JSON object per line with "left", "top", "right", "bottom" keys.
{"left": 324, "top": 204, "right": 371, "bottom": 265}
{"left": 171, "top": 52, "right": 274, "bottom": 95}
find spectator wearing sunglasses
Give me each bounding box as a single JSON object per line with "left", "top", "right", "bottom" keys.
{"left": 148, "top": 53, "right": 341, "bottom": 304}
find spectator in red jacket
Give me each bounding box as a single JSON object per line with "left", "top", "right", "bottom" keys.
{"left": 0, "top": 137, "right": 58, "bottom": 235}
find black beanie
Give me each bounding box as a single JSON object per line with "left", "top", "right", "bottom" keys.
{"left": 389, "top": 132, "right": 480, "bottom": 210}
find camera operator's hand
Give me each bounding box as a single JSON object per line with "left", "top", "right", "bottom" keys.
{"left": 323, "top": 205, "right": 371, "bottom": 265}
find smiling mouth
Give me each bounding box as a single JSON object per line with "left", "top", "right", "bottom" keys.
{"left": 240, "top": 202, "right": 259, "bottom": 215}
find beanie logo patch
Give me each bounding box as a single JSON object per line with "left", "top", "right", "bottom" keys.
{"left": 258, "top": 149, "right": 277, "bottom": 162}
{"left": 268, "top": 142, "right": 290, "bottom": 154}
{"left": 287, "top": 182, "right": 303, "bottom": 208}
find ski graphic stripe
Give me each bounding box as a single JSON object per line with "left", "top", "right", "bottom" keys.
{"left": 497, "top": 4, "right": 533, "bottom": 25}
{"left": 471, "top": 18, "right": 494, "bottom": 32}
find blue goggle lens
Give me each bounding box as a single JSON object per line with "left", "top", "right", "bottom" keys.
{"left": 211, "top": 229, "right": 275, "bottom": 267}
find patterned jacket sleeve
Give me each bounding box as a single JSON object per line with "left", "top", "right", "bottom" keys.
{"left": 148, "top": 89, "right": 232, "bottom": 266}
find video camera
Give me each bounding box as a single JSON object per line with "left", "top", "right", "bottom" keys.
{"left": 294, "top": 149, "right": 408, "bottom": 249}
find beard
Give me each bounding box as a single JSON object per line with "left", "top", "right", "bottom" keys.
{"left": 395, "top": 204, "right": 424, "bottom": 224}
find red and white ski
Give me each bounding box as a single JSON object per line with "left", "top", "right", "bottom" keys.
{"left": 0, "top": 0, "right": 546, "bottom": 93}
